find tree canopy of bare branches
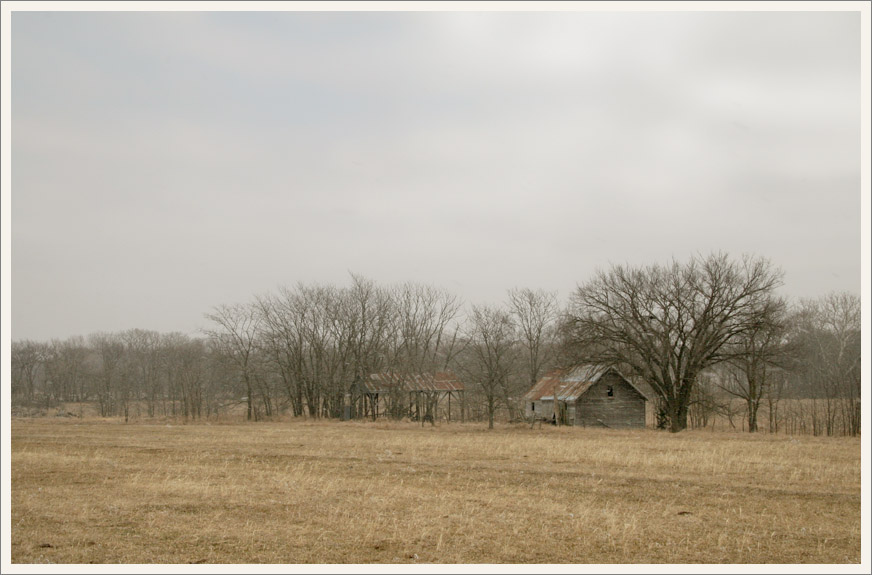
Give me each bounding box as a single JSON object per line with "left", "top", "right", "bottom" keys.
{"left": 790, "top": 292, "right": 861, "bottom": 435}
{"left": 566, "top": 253, "right": 784, "bottom": 432}
{"left": 715, "top": 297, "right": 791, "bottom": 432}
{"left": 507, "top": 288, "right": 560, "bottom": 388}
{"left": 204, "top": 303, "right": 263, "bottom": 420}
{"left": 460, "top": 305, "right": 518, "bottom": 429}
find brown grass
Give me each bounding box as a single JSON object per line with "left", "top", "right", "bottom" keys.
{"left": 10, "top": 418, "right": 861, "bottom": 564}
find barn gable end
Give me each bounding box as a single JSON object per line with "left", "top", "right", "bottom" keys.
{"left": 574, "top": 369, "right": 646, "bottom": 428}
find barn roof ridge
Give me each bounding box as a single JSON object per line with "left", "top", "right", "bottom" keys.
{"left": 523, "top": 363, "right": 651, "bottom": 402}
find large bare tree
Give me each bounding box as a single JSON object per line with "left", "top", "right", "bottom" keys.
{"left": 120, "top": 329, "right": 163, "bottom": 418}
{"left": 255, "top": 288, "right": 308, "bottom": 417}
{"left": 461, "top": 305, "right": 518, "bottom": 429}
{"left": 507, "top": 287, "right": 559, "bottom": 389}
{"left": 715, "top": 297, "right": 791, "bottom": 432}
{"left": 205, "top": 303, "right": 262, "bottom": 421}
{"left": 566, "top": 253, "right": 783, "bottom": 432}
{"left": 88, "top": 333, "right": 126, "bottom": 418}
{"left": 388, "top": 282, "right": 463, "bottom": 423}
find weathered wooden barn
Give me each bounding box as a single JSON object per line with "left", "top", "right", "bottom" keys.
{"left": 348, "top": 371, "right": 465, "bottom": 422}
{"left": 524, "top": 365, "right": 649, "bottom": 428}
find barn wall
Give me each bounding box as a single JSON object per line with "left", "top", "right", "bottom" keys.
{"left": 574, "top": 371, "right": 646, "bottom": 428}
{"left": 525, "top": 399, "right": 554, "bottom": 419}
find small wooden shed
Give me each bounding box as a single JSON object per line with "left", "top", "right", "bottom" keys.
{"left": 524, "top": 365, "right": 648, "bottom": 428}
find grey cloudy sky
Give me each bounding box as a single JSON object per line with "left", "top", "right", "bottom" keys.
{"left": 9, "top": 8, "right": 863, "bottom": 341}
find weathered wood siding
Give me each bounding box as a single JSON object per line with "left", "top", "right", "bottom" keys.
{"left": 526, "top": 399, "right": 554, "bottom": 419}
{"left": 574, "top": 371, "right": 646, "bottom": 428}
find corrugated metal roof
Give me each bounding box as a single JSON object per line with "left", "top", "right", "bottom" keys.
{"left": 523, "top": 365, "right": 610, "bottom": 402}
{"left": 525, "top": 364, "right": 653, "bottom": 402}
{"left": 359, "top": 371, "right": 464, "bottom": 393}
{"left": 563, "top": 364, "right": 609, "bottom": 383}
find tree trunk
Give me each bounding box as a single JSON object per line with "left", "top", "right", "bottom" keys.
{"left": 245, "top": 374, "right": 253, "bottom": 421}
{"left": 294, "top": 385, "right": 304, "bottom": 417}
{"left": 669, "top": 412, "right": 686, "bottom": 432}
{"left": 747, "top": 398, "right": 759, "bottom": 433}
{"left": 668, "top": 397, "right": 689, "bottom": 432}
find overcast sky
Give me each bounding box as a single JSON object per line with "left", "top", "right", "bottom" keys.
{"left": 9, "top": 8, "right": 863, "bottom": 341}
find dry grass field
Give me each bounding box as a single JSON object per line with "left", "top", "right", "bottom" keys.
{"left": 10, "top": 418, "right": 861, "bottom": 564}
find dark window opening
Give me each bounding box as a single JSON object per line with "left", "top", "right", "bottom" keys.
{"left": 532, "top": 402, "right": 535, "bottom": 412}
{"left": 607, "top": 386, "right": 614, "bottom": 397}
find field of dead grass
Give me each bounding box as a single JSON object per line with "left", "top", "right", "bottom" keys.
{"left": 10, "top": 418, "right": 861, "bottom": 564}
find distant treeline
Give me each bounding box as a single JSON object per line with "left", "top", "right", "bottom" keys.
{"left": 11, "top": 254, "right": 861, "bottom": 435}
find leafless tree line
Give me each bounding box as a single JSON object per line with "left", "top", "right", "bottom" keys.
{"left": 11, "top": 330, "right": 226, "bottom": 421}
{"left": 205, "top": 277, "right": 562, "bottom": 427}
{"left": 684, "top": 291, "right": 861, "bottom": 436}
{"left": 11, "top": 254, "right": 862, "bottom": 434}
{"left": 10, "top": 276, "right": 562, "bottom": 426}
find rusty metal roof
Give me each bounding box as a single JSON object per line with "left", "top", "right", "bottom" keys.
{"left": 523, "top": 365, "right": 613, "bottom": 402}
{"left": 360, "top": 371, "right": 464, "bottom": 393}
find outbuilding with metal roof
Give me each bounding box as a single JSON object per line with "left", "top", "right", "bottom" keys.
{"left": 523, "top": 365, "right": 649, "bottom": 428}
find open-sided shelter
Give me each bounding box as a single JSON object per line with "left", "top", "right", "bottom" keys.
{"left": 349, "top": 371, "right": 464, "bottom": 422}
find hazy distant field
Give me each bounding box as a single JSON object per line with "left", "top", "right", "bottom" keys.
{"left": 10, "top": 419, "right": 860, "bottom": 564}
